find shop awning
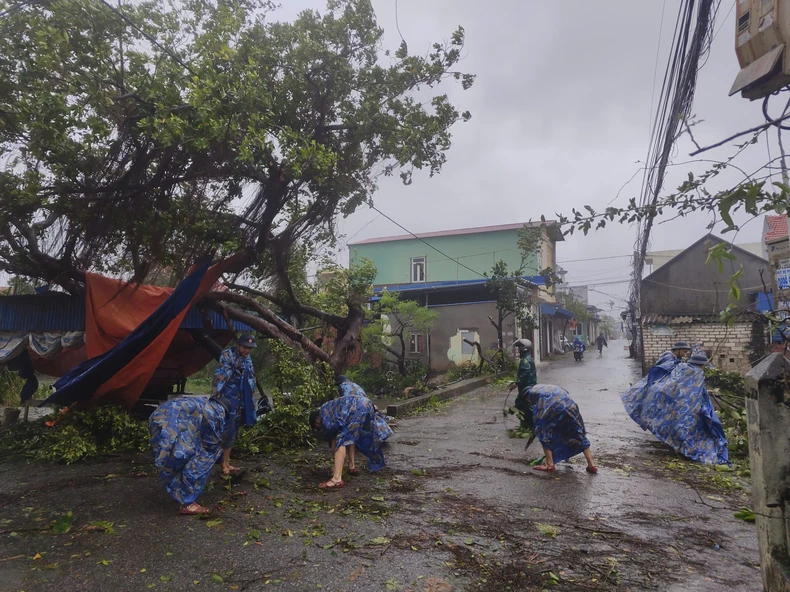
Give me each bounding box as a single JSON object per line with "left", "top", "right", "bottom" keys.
{"left": 540, "top": 303, "right": 574, "bottom": 318}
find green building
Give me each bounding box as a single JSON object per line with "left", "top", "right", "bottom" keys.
{"left": 349, "top": 221, "right": 570, "bottom": 368}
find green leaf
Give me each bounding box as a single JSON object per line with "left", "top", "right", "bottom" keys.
{"left": 368, "top": 536, "right": 391, "bottom": 546}
{"left": 536, "top": 523, "right": 560, "bottom": 538}
{"left": 733, "top": 508, "right": 756, "bottom": 522}
{"left": 210, "top": 573, "right": 224, "bottom": 584}
{"left": 50, "top": 511, "right": 73, "bottom": 534}
{"left": 205, "top": 519, "right": 222, "bottom": 528}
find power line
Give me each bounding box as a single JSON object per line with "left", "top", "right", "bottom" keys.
{"left": 583, "top": 279, "right": 632, "bottom": 287}
{"left": 95, "top": 0, "right": 198, "bottom": 77}
{"left": 343, "top": 213, "right": 381, "bottom": 246}
{"left": 558, "top": 254, "right": 632, "bottom": 264}
{"left": 647, "top": 0, "right": 669, "bottom": 137}
{"left": 710, "top": 0, "right": 735, "bottom": 46}
{"left": 368, "top": 205, "right": 488, "bottom": 279}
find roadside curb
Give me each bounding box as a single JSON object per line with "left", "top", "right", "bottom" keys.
{"left": 386, "top": 372, "right": 509, "bottom": 417}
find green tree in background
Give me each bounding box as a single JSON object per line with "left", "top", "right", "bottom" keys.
{"left": 0, "top": 0, "right": 474, "bottom": 373}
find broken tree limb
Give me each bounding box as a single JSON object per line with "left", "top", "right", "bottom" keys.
{"left": 462, "top": 338, "right": 496, "bottom": 370}
{"left": 203, "top": 293, "right": 332, "bottom": 367}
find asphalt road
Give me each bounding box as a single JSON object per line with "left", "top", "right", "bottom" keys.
{"left": 0, "top": 340, "right": 760, "bottom": 591}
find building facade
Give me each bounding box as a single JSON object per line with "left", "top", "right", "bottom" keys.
{"left": 640, "top": 234, "right": 769, "bottom": 373}
{"left": 350, "top": 222, "right": 564, "bottom": 370}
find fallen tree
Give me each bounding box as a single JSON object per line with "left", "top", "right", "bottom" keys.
{"left": 0, "top": 0, "right": 474, "bottom": 374}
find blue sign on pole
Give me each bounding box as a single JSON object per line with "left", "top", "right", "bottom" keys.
{"left": 778, "top": 268, "right": 790, "bottom": 290}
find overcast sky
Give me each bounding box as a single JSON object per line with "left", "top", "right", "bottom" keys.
{"left": 277, "top": 0, "right": 778, "bottom": 315}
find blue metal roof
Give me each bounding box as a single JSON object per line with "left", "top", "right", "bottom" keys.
{"left": 0, "top": 294, "right": 253, "bottom": 332}
{"left": 373, "top": 275, "right": 545, "bottom": 294}
{"left": 540, "top": 303, "right": 574, "bottom": 318}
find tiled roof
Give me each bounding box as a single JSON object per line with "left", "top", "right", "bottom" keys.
{"left": 349, "top": 220, "right": 558, "bottom": 246}
{"left": 765, "top": 215, "right": 788, "bottom": 243}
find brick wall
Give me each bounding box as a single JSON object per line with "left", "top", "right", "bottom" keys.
{"left": 642, "top": 321, "right": 765, "bottom": 374}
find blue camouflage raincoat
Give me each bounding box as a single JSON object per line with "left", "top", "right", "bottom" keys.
{"left": 526, "top": 384, "right": 591, "bottom": 464}
{"left": 210, "top": 346, "right": 256, "bottom": 448}
{"left": 319, "top": 392, "right": 385, "bottom": 471}
{"left": 149, "top": 397, "right": 226, "bottom": 504}
{"left": 620, "top": 361, "right": 728, "bottom": 465}
{"left": 338, "top": 379, "right": 393, "bottom": 442}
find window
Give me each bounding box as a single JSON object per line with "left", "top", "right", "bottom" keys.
{"left": 738, "top": 11, "right": 750, "bottom": 33}
{"left": 461, "top": 331, "right": 475, "bottom": 354}
{"left": 537, "top": 249, "right": 543, "bottom": 269}
{"left": 410, "top": 333, "right": 423, "bottom": 354}
{"left": 411, "top": 256, "right": 426, "bottom": 283}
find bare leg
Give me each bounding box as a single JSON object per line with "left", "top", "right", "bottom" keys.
{"left": 543, "top": 448, "right": 555, "bottom": 468}
{"left": 348, "top": 444, "right": 357, "bottom": 470}
{"left": 582, "top": 448, "right": 596, "bottom": 469}
{"left": 332, "top": 446, "right": 347, "bottom": 482}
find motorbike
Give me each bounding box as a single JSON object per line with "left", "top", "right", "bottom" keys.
{"left": 573, "top": 343, "right": 585, "bottom": 362}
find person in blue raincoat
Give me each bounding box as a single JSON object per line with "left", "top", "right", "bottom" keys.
{"left": 148, "top": 333, "right": 258, "bottom": 515}
{"left": 620, "top": 353, "right": 728, "bottom": 465}
{"left": 309, "top": 377, "right": 386, "bottom": 490}
{"left": 210, "top": 333, "right": 258, "bottom": 476}
{"left": 527, "top": 384, "right": 598, "bottom": 474}
{"left": 336, "top": 375, "right": 394, "bottom": 449}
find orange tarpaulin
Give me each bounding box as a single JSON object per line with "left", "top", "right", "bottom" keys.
{"left": 85, "top": 277, "right": 172, "bottom": 359}
{"left": 69, "top": 258, "right": 236, "bottom": 409}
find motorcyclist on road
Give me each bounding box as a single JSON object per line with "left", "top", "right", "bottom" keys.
{"left": 596, "top": 333, "right": 608, "bottom": 355}
{"left": 572, "top": 336, "right": 585, "bottom": 361}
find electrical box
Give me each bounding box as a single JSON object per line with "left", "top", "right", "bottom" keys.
{"left": 730, "top": 0, "right": 790, "bottom": 99}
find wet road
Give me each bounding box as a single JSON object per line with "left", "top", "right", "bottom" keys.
{"left": 0, "top": 340, "right": 760, "bottom": 591}
{"left": 386, "top": 339, "right": 760, "bottom": 591}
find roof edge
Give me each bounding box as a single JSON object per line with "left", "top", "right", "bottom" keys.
{"left": 349, "top": 220, "right": 560, "bottom": 246}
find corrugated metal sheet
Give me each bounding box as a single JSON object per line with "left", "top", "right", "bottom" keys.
{"left": 0, "top": 294, "right": 85, "bottom": 331}
{"left": 0, "top": 294, "right": 253, "bottom": 332}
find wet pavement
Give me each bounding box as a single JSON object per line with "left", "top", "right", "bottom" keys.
{"left": 0, "top": 340, "right": 760, "bottom": 591}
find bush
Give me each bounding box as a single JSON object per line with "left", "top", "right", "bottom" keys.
{"left": 0, "top": 404, "right": 150, "bottom": 464}
{"left": 704, "top": 367, "right": 749, "bottom": 458}
{"left": 346, "top": 359, "right": 428, "bottom": 398}
{"left": 0, "top": 366, "right": 23, "bottom": 406}
{"left": 233, "top": 341, "right": 334, "bottom": 454}
{"left": 445, "top": 358, "right": 502, "bottom": 383}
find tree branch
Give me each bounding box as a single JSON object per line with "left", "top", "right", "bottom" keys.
{"left": 224, "top": 282, "right": 347, "bottom": 328}
{"left": 690, "top": 112, "right": 790, "bottom": 156}
{"left": 203, "top": 291, "right": 329, "bottom": 365}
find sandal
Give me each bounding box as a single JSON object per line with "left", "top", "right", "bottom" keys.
{"left": 179, "top": 503, "right": 211, "bottom": 515}
{"left": 318, "top": 479, "right": 344, "bottom": 490}
{"left": 586, "top": 466, "right": 599, "bottom": 474}
{"left": 347, "top": 467, "right": 359, "bottom": 476}
{"left": 532, "top": 464, "right": 556, "bottom": 472}
{"left": 221, "top": 465, "right": 242, "bottom": 477}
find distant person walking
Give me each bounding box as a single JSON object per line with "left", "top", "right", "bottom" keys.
{"left": 596, "top": 333, "right": 608, "bottom": 356}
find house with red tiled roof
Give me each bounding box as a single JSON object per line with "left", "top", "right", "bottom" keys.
{"left": 763, "top": 215, "right": 789, "bottom": 259}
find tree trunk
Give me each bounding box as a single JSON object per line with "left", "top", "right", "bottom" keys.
{"left": 328, "top": 303, "right": 366, "bottom": 375}
{"left": 397, "top": 332, "right": 407, "bottom": 376}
